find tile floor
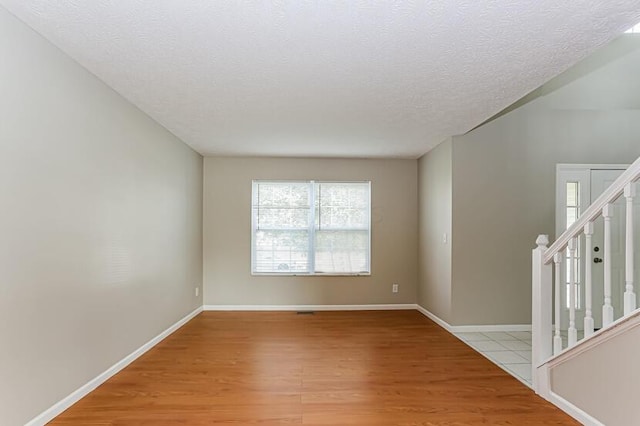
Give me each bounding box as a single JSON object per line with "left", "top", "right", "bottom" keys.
{"left": 453, "top": 330, "right": 532, "bottom": 387}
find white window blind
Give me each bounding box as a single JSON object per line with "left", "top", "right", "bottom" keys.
{"left": 251, "top": 180, "right": 371, "bottom": 275}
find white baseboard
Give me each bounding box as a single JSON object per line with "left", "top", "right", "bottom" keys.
{"left": 25, "top": 306, "right": 204, "bottom": 426}
{"left": 549, "top": 391, "right": 604, "bottom": 426}
{"left": 203, "top": 304, "right": 418, "bottom": 311}
{"left": 452, "top": 324, "right": 532, "bottom": 332}
{"left": 415, "top": 305, "right": 453, "bottom": 330}
{"left": 416, "top": 305, "right": 531, "bottom": 333}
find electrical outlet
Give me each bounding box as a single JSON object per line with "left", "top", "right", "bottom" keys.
{"left": 195, "top": 287, "right": 199, "bottom": 297}
{"left": 392, "top": 283, "right": 398, "bottom": 293}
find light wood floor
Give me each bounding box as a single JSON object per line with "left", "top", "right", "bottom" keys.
{"left": 50, "top": 311, "right": 578, "bottom": 425}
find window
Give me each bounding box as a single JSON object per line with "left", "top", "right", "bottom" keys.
{"left": 251, "top": 180, "right": 371, "bottom": 275}
{"left": 565, "top": 181, "right": 582, "bottom": 309}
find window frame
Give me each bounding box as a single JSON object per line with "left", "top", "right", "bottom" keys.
{"left": 250, "top": 179, "right": 372, "bottom": 276}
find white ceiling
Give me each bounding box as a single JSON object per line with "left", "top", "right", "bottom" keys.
{"left": 2, "top": 1, "right": 640, "bottom": 158}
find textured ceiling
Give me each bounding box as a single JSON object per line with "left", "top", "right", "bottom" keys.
{"left": 2, "top": 1, "right": 640, "bottom": 158}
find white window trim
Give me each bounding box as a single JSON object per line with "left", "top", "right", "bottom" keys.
{"left": 250, "top": 179, "right": 372, "bottom": 276}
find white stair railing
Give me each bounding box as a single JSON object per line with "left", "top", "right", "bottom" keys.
{"left": 532, "top": 155, "right": 640, "bottom": 395}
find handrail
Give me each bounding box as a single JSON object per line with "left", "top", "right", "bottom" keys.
{"left": 543, "top": 155, "right": 640, "bottom": 264}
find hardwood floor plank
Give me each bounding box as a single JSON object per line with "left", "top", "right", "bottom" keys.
{"left": 49, "top": 311, "right": 577, "bottom": 425}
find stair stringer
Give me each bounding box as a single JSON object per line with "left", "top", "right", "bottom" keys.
{"left": 535, "top": 309, "right": 640, "bottom": 425}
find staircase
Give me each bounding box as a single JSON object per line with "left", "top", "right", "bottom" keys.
{"left": 531, "top": 155, "right": 640, "bottom": 425}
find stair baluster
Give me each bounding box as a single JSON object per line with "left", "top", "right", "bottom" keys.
{"left": 568, "top": 238, "right": 578, "bottom": 347}
{"left": 602, "top": 204, "right": 614, "bottom": 327}
{"left": 624, "top": 183, "right": 636, "bottom": 315}
{"left": 553, "top": 253, "right": 563, "bottom": 355}
{"left": 584, "top": 222, "right": 595, "bottom": 337}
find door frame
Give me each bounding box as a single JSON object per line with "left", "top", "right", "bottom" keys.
{"left": 555, "top": 164, "right": 629, "bottom": 329}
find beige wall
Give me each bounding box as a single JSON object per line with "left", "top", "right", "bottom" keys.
{"left": 551, "top": 322, "right": 640, "bottom": 425}
{"left": 203, "top": 157, "right": 417, "bottom": 306}
{"left": 417, "top": 139, "right": 452, "bottom": 322}
{"left": 451, "top": 109, "right": 640, "bottom": 326}
{"left": 449, "top": 38, "right": 640, "bottom": 325}
{"left": 413, "top": 37, "right": 640, "bottom": 326}
{"left": 0, "top": 8, "right": 203, "bottom": 426}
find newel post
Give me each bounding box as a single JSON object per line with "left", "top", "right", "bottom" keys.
{"left": 532, "top": 234, "right": 552, "bottom": 397}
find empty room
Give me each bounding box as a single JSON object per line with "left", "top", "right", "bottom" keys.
{"left": 3, "top": 1, "right": 640, "bottom": 425}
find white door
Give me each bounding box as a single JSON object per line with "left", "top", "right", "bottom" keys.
{"left": 556, "top": 165, "right": 627, "bottom": 330}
